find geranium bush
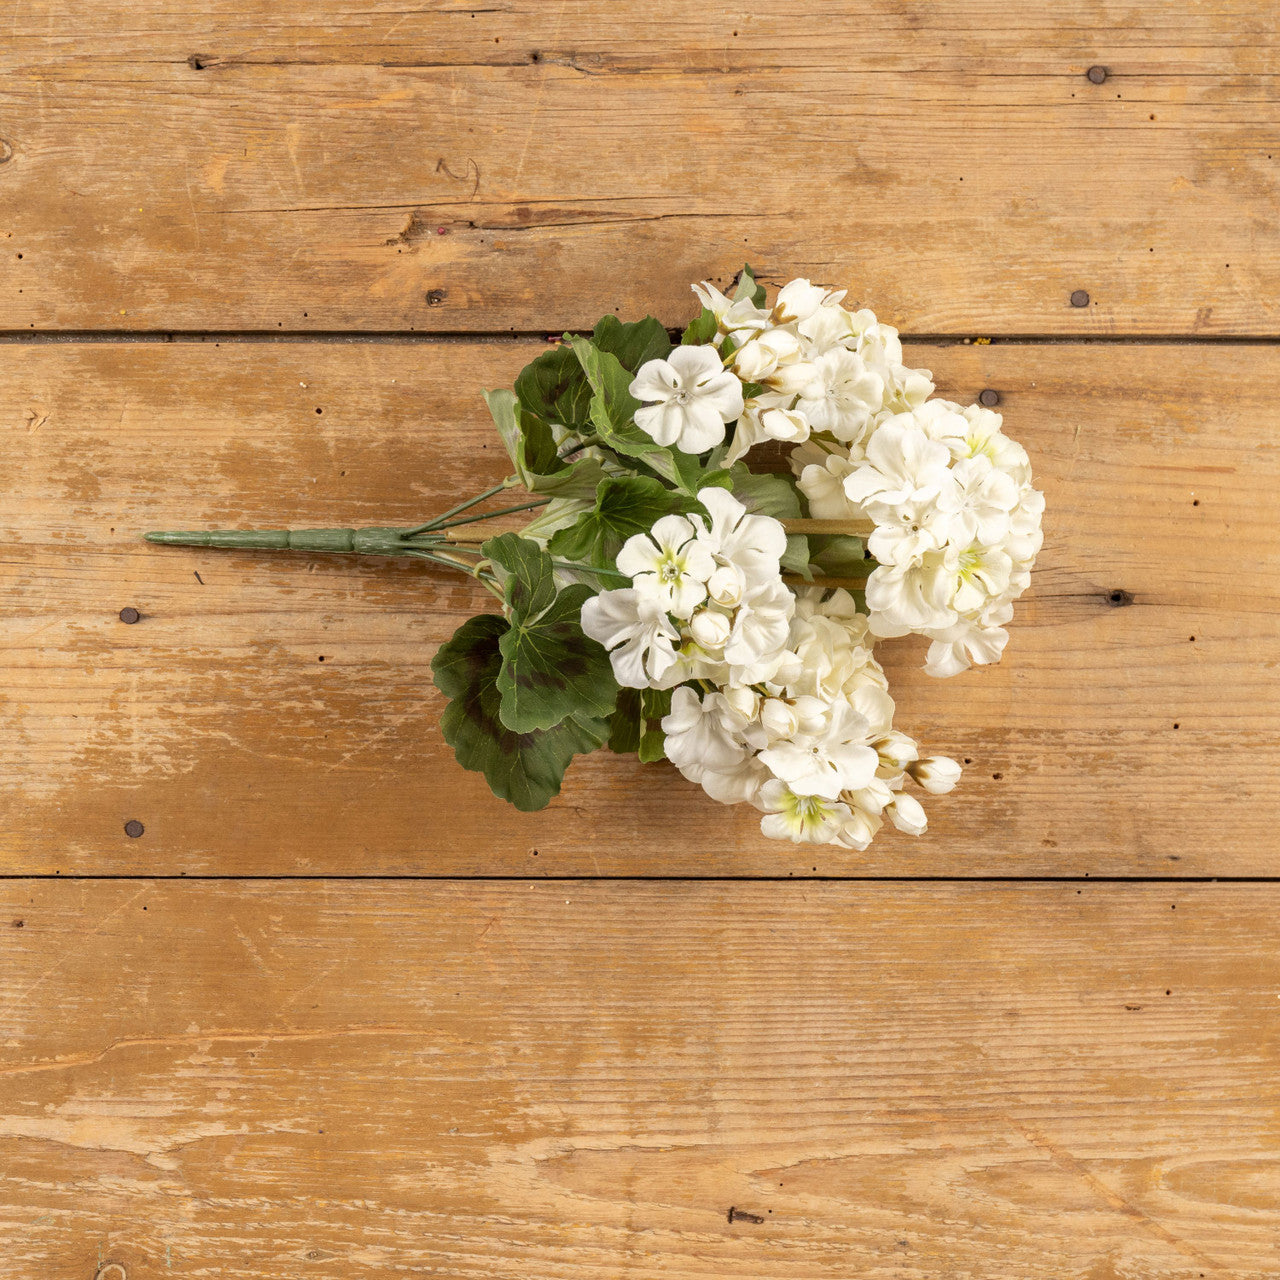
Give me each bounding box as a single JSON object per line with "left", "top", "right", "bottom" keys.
{"left": 147, "top": 267, "right": 1044, "bottom": 850}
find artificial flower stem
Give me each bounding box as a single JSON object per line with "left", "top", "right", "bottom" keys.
{"left": 413, "top": 548, "right": 506, "bottom": 603}
{"left": 780, "top": 517, "right": 876, "bottom": 537}
{"left": 397, "top": 478, "right": 518, "bottom": 537}
{"left": 782, "top": 572, "right": 871, "bottom": 589}
{"left": 426, "top": 497, "right": 551, "bottom": 532}
{"left": 143, "top": 526, "right": 442, "bottom": 556}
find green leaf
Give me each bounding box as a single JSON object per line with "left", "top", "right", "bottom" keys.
{"left": 547, "top": 475, "right": 683, "bottom": 567}
{"left": 568, "top": 338, "right": 652, "bottom": 456}
{"left": 734, "top": 263, "right": 767, "bottom": 308}
{"left": 681, "top": 306, "right": 719, "bottom": 346}
{"left": 496, "top": 583, "right": 619, "bottom": 733}
{"left": 591, "top": 314, "right": 672, "bottom": 371}
{"left": 809, "top": 534, "right": 870, "bottom": 578}
{"left": 524, "top": 453, "right": 609, "bottom": 500}
{"left": 482, "top": 532, "right": 556, "bottom": 619}
{"left": 514, "top": 344, "right": 594, "bottom": 431}
{"left": 606, "top": 687, "right": 672, "bottom": 761}
{"left": 483, "top": 388, "right": 576, "bottom": 491}
{"left": 728, "top": 464, "right": 802, "bottom": 519}
{"left": 607, "top": 688, "right": 642, "bottom": 754}
{"left": 638, "top": 688, "right": 672, "bottom": 763}
{"left": 482, "top": 389, "right": 526, "bottom": 477}
{"left": 782, "top": 534, "right": 811, "bottom": 577}
{"left": 433, "top": 614, "right": 608, "bottom": 811}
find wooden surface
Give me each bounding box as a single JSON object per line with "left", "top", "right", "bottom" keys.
{"left": 3, "top": 881, "right": 1279, "bottom": 1279}
{"left": 4, "top": 340, "right": 1278, "bottom": 876}
{"left": 1, "top": 1, "right": 1278, "bottom": 334}
{"left": 4, "top": 1, "right": 1279, "bottom": 1275}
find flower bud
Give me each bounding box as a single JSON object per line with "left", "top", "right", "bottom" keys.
{"left": 689, "top": 608, "right": 731, "bottom": 651}
{"left": 908, "top": 755, "right": 962, "bottom": 794}
{"left": 721, "top": 685, "right": 760, "bottom": 722}
{"left": 836, "top": 806, "right": 882, "bottom": 850}
{"left": 758, "top": 407, "right": 810, "bottom": 442}
{"left": 887, "top": 792, "right": 928, "bottom": 835}
{"left": 707, "top": 564, "right": 745, "bottom": 608}
{"left": 872, "top": 731, "right": 919, "bottom": 775}
{"left": 759, "top": 697, "right": 798, "bottom": 740}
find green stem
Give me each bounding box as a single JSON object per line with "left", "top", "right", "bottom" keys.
{"left": 398, "top": 479, "right": 516, "bottom": 537}
{"left": 549, "top": 559, "right": 628, "bottom": 582}
{"left": 428, "top": 496, "right": 550, "bottom": 533}
{"left": 413, "top": 548, "right": 506, "bottom": 604}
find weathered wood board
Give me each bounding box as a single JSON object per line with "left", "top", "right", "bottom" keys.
{"left": 2, "top": 881, "right": 1277, "bottom": 1279}
{"left": 1, "top": 1, "right": 1276, "bottom": 334}
{"left": 3, "top": 340, "right": 1276, "bottom": 876}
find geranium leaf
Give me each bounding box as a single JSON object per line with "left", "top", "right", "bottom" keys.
{"left": 496, "top": 583, "right": 619, "bottom": 732}
{"left": 681, "top": 306, "right": 719, "bottom": 346}
{"left": 809, "top": 534, "right": 870, "bottom": 577}
{"left": 547, "top": 475, "right": 684, "bottom": 567}
{"left": 514, "top": 343, "right": 594, "bottom": 431}
{"left": 482, "top": 532, "right": 556, "bottom": 619}
{"left": 607, "top": 688, "right": 642, "bottom": 754}
{"left": 638, "top": 688, "right": 672, "bottom": 763}
{"left": 734, "top": 263, "right": 767, "bottom": 308}
{"left": 432, "top": 614, "right": 607, "bottom": 811}
{"left": 592, "top": 314, "right": 672, "bottom": 371}
{"left": 728, "top": 463, "right": 802, "bottom": 519}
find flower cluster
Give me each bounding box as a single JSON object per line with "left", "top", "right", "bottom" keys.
{"left": 581, "top": 487, "right": 794, "bottom": 690}
{"left": 425, "top": 267, "right": 1044, "bottom": 844}
{"left": 793, "top": 400, "right": 1045, "bottom": 676}
{"left": 628, "top": 279, "right": 935, "bottom": 468}
{"left": 583, "top": 489, "right": 960, "bottom": 848}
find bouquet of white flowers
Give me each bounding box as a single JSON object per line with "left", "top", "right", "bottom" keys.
{"left": 147, "top": 267, "right": 1044, "bottom": 850}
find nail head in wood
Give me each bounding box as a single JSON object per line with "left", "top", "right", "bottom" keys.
{"left": 118, "top": 606, "right": 141, "bottom": 624}
{"left": 124, "top": 820, "right": 145, "bottom": 839}
{"left": 978, "top": 389, "right": 1001, "bottom": 407}
{"left": 1070, "top": 289, "right": 1090, "bottom": 308}
{"left": 1087, "top": 65, "right": 1108, "bottom": 84}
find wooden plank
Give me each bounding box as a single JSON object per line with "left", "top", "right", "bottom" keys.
{"left": 2, "top": 339, "right": 1276, "bottom": 876}
{"left": 1, "top": 1, "right": 1276, "bottom": 334}
{"left": 1, "top": 880, "right": 1277, "bottom": 1277}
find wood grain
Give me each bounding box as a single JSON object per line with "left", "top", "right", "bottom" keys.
{"left": 1, "top": 1, "right": 1276, "bottom": 334}
{"left": 1, "top": 880, "right": 1277, "bottom": 1279}
{"left": 3, "top": 340, "right": 1276, "bottom": 877}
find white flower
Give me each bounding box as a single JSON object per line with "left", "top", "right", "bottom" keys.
{"left": 865, "top": 494, "right": 954, "bottom": 567}
{"left": 872, "top": 731, "right": 919, "bottom": 775}
{"left": 834, "top": 804, "right": 883, "bottom": 850}
{"left": 691, "top": 280, "right": 770, "bottom": 342}
{"left": 758, "top": 779, "right": 853, "bottom": 843}
{"left": 865, "top": 555, "right": 956, "bottom": 635}
{"left": 724, "top": 578, "right": 795, "bottom": 683}
{"left": 795, "top": 451, "right": 860, "bottom": 519}
{"left": 758, "top": 701, "right": 879, "bottom": 800}
{"left": 629, "top": 346, "right": 744, "bottom": 454}
{"left": 940, "top": 542, "right": 1013, "bottom": 615}
{"left": 923, "top": 618, "right": 1009, "bottom": 678}
{"left": 580, "top": 588, "right": 681, "bottom": 688}
{"left": 725, "top": 398, "right": 811, "bottom": 467}
{"left": 941, "top": 454, "right": 1019, "bottom": 547}
{"left": 692, "top": 486, "right": 788, "bottom": 581}
{"left": 661, "top": 687, "right": 749, "bottom": 777}
{"left": 616, "top": 514, "right": 714, "bottom": 619}
{"left": 844, "top": 418, "right": 954, "bottom": 511}
{"left": 794, "top": 349, "right": 885, "bottom": 444}
{"left": 909, "top": 756, "right": 962, "bottom": 794}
